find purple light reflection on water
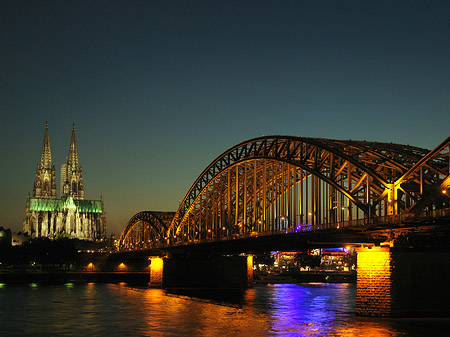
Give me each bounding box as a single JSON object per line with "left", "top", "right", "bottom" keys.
{"left": 248, "top": 283, "right": 356, "bottom": 336}
{"left": 244, "top": 283, "right": 450, "bottom": 337}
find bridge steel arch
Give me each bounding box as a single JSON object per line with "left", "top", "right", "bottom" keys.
{"left": 165, "top": 136, "right": 450, "bottom": 246}
{"left": 119, "top": 211, "right": 175, "bottom": 249}
{"left": 394, "top": 136, "right": 450, "bottom": 214}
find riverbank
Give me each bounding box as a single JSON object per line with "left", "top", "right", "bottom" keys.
{"left": 254, "top": 271, "right": 356, "bottom": 284}
{"left": 0, "top": 270, "right": 355, "bottom": 285}
{"left": 0, "top": 271, "right": 150, "bottom": 284}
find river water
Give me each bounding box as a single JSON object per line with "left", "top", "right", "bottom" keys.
{"left": 0, "top": 282, "right": 449, "bottom": 336}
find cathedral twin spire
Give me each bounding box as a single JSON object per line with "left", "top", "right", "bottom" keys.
{"left": 61, "top": 123, "right": 84, "bottom": 200}
{"left": 25, "top": 121, "right": 106, "bottom": 240}
{"left": 34, "top": 121, "right": 84, "bottom": 200}
{"left": 39, "top": 121, "right": 53, "bottom": 170}
{"left": 67, "top": 123, "right": 80, "bottom": 170}
{"left": 34, "top": 121, "right": 56, "bottom": 198}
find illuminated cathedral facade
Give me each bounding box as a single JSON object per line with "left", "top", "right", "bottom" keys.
{"left": 23, "top": 122, "right": 106, "bottom": 240}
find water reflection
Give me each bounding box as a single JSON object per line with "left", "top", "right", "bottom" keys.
{"left": 0, "top": 282, "right": 449, "bottom": 336}
{"left": 166, "top": 288, "right": 245, "bottom": 307}
{"left": 140, "top": 287, "right": 269, "bottom": 336}
{"left": 271, "top": 283, "right": 354, "bottom": 335}
{"left": 240, "top": 283, "right": 355, "bottom": 336}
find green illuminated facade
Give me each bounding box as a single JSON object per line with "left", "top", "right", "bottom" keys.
{"left": 23, "top": 122, "right": 106, "bottom": 240}
{"left": 29, "top": 197, "right": 103, "bottom": 213}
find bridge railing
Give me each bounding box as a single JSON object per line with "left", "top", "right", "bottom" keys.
{"left": 120, "top": 207, "right": 450, "bottom": 251}
{"left": 373, "top": 207, "right": 450, "bottom": 226}
{"left": 173, "top": 207, "right": 450, "bottom": 246}
{"left": 429, "top": 208, "right": 450, "bottom": 219}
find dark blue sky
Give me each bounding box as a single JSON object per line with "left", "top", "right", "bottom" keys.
{"left": 1, "top": 0, "right": 449, "bottom": 235}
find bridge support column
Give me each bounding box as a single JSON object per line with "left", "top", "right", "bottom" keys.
{"left": 149, "top": 257, "right": 164, "bottom": 288}
{"left": 149, "top": 255, "right": 253, "bottom": 288}
{"left": 356, "top": 246, "right": 450, "bottom": 317}
{"left": 356, "top": 246, "right": 392, "bottom": 316}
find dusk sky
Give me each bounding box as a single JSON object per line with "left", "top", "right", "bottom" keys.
{"left": 1, "top": 0, "right": 449, "bottom": 236}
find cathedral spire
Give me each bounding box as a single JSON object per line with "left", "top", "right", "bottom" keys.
{"left": 67, "top": 123, "right": 79, "bottom": 169}
{"left": 33, "top": 121, "right": 57, "bottom": 199}
{"left": 39, "top": 121, "right": 52, "bottom": 169}
{"left": 61, "top": 123, "right": 84, "bottom": 200}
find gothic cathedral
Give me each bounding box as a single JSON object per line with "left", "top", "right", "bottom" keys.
{"left": 23, "top": 122, "right": 106, "bottom": 240}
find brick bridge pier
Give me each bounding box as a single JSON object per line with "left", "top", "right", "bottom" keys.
{"left": 356, "top": 245, "right": 450, "bottom": 317}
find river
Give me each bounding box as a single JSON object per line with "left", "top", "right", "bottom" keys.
{"left": 0, "top": 282, "right": 449, "bottom": 336}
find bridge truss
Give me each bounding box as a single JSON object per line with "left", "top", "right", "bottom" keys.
{"left": 119, "top": 211, "right": 175, "bottom": 249}
{"left": 119, "top": 136, "right": 450, "bottom": 249}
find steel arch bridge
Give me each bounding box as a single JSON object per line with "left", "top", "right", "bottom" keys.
{"left": 119, "top": 211, "right": 175, "bottom": 249}
{"left": 119, "top": 136, "right": 450, "bottom": 250}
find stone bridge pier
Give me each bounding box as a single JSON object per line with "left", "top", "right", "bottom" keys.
{"left": 356, "top": 246, "right": 450, "bottom": 317}
{"left": 149, "top": 255, "right": 253, "bottom": 289}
